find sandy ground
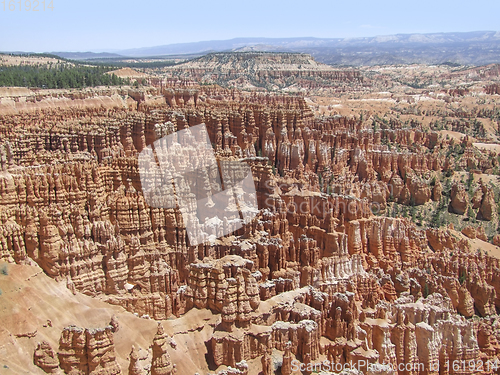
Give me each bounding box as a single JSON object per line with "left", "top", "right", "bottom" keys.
{"left": 440, "top": 130, "right": 467, "bottom": 141}
{"left": 0, "top": 87, "right": 33, "bottom": 97}
{"left": 448, "top": 229, "right": 500, "bottom": 260}
{"left": 469, "top": 238, "right": 500, "bottom": 259}
{"left": 107, "top": 67, "right": 149, "bottom": 79}
{"left": 452, "top": 171, "right": 500, "bottom": 185}
{"left": 0, "top": 261, "right": 219, "bottom": 375}
{"left": 0, "top": 55, "right": 64, "bottom": 66}
{"left": 473, "top": 142, "right": 500, "bottom": 153}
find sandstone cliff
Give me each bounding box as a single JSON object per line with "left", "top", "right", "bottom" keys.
{"left": 0, "top": 85, "right": 499, "bottom": 374}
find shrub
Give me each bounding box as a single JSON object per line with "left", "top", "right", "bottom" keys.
{"left": 423, "top": 283, "right": 430, "bottom": 298}
{"left": 459, "top": 271, "right": 467, "bottom": 285}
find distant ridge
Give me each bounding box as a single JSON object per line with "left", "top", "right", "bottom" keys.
{"left": 115, "top": 37, "right": 322, "bottom": 57}
{"left": 50, "top": 52, "right": 123, "bottom": 60}
{"left": 47, "top": 31, "right": 500, "bottom": 66}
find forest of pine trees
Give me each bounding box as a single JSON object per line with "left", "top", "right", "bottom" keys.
{"left": 0, "top": 63, "right": 130, "bottom": 89}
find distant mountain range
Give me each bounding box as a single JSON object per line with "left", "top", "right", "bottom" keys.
{"left": 49, "top": 52, "right": 123, "bottom": 60}
{"left": 50, "top": 31, "right": 500, "bottom": 66}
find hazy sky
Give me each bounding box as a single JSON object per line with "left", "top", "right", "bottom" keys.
{"left": 1, "top": 0, "right": 499, "bottom": 52}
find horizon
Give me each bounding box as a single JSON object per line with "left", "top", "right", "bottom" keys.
{"left": 1, "top": 0, "right": 500, "bottom": 52}
{"left": 2, "top": 31, "right": 500, "bottom": 56}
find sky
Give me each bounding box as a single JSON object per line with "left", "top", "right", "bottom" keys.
{"left": 1, "top": 0, "right": 499, "bottom": 52}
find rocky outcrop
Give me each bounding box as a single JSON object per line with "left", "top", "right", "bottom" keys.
{"left": 208, "top": 361, "right": 249, "bottom": 375}
{"left": 432, "top": 181, "right": 442, "bottom": 201}
{"left": 485, "top": 83, "right": 500, "bottom": 95}
{"left": 151, "top": 323, "right": 174, "bottom": 375}
{"left": 128, "top": 345, "right": 148, "bottom": 375}
{"left": 57, "top": 322, "right": 121, "bottom": 375}
{"left": 281, "top": 342, "right": 293, "bottom": 375}
{"left": 449, "top": 183, "right": 468, "bottom": 215}
{"left": 185, "top": 255, "right": 259, "bottom": 322}
{"left": 462, "top": 225, "right": 477, "bottom": 239}
{"left": 479, "top": 186, "right": 496, "bottom": 221}
{"left": 457, "top": 284, "right": 475, "bottom": 317}
{"left": 461, "top": 225, "right": 487, "bottom": 240}
{"left": 34, "top": 341, "right": 60, "bottom": 374}
{"left": 493, "top": 234, "right": 500, "bottom": 246}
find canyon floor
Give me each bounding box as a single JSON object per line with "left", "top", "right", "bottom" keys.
{"left": 1, "top": 53, "right": 500, "bottom": 374}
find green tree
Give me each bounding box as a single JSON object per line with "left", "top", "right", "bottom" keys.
{"left": 459, "top": 271, "right": 467, "bottom": 285}
{"left": 423, "top": 283, "right": 430, "bottom": 298}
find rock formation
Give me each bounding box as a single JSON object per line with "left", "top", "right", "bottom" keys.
{"left": 56, "top": 322, "right": 121, "bottom": 375}
{"left": 0, "top": 83, "right": 498, "bottom": 374}
{"left": 34, "top": 341, "right": 60, "bottom": 374}
{"left": 128, "top": 345, "right": 148, "bottom": 375}
{"left": 151, "top": 323, "right": 174, "bottom": 375}
{"left": 162, "top": 52, "right": 364, "bottom": 92}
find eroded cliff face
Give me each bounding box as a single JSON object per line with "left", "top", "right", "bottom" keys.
{"left": 160, "top": 52, "right": 365, "bottom": 92}
{"left": 32, "top": 318, "right": 180, "bottom": 375}
{"left": 57, "top": 324, "right": 122, "bottom": 375}
{"left": 0, "top": 86, "right": 499, "bottom": 374}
